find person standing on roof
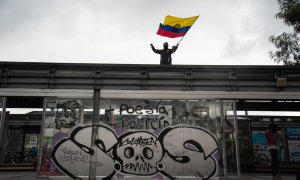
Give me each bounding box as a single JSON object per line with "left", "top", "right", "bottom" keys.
{"left": 150, "top": 42, "right": 178, "bottom": 65}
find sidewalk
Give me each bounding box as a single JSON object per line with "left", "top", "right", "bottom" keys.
{"left": 0, "top": 172, "right": 42, "bottom": 180}
{"left": 0, "top": 172, "right": 297, "bottom": 179}
{"left": 229, "top": 174, "right": 296, "bottom": 180}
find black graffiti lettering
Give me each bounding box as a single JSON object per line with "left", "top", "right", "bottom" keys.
{"left": 121, "top": 118, "right": 170, "bottom": 130}
{"left": 119, "top": 104, "right": 128, "bottom": 115}
{"left": 144, "top": 105, "right": 153, "bottom": 114}
{"left": 120, "top": 136, "right": 157, "bottom": 147}
{"left": 105, "top": 106, "right": 114, "bottom": 113}
{"left": 122, "top": 119, "right": 129, "bottom": 129}
{"left": 163, "top": 120, "right": 169, "bottom": 127}
{"left": 124, "top": 162, "right": 155, "bottom": 172}
{"left": 127, "top": 106, "right": 135, "bottom": 114}
{"left": 135, "top": 105, "right": 143, "bottom": 114}
{"left": 119, "top": 104, "right": 169, "bottom": 115}
{"left": 159, "top": 116, "right": 170, "bottom": 129}
{"left": 145, "top": 119, "right": 149, "bottom": 129}
{"left": 122, "top": 119, "right": 139, "bottom": 129}
{"left": 158, "top": 106, "right": 168, "bottom": 115}
{"left": 129, "top": 121, "right": 136, "bottom": 129}
{"left": 150, "top": 121, "right": 157, "bottom": 130}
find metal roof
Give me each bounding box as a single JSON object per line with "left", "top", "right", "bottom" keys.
{"left": 0, "top": 62, "right": 300, "bottom": 91}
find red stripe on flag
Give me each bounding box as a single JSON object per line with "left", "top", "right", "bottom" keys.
{"left": 156, "top": 28, "right": 186, "bottom": 38}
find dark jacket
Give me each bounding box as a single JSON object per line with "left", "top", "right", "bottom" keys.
{"left": 151, "top": 45, "right": 178, "bottom": 65}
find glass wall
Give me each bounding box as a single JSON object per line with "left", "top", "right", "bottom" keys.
{"left": 105, "top": 99, "right": 220, "bottom": 179}
{"left": 45, "top": 98, "right": 239, "bottom": 179}
{"left": 0, "top": 97, "right": 5, "bottom": 163}
{"left": 222, "top": 101, "right": 239, "bottom": 176}
{"left": 39, "top": 98, "right": 93, "bottom": 177}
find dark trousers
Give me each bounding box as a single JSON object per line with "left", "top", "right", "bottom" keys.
{"left": 269, "top": 149, "right": 279, "bottom": 176}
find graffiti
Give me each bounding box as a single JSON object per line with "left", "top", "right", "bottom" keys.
{"left": 106, "top": 104, "right": 171, "bottom": 130}
{"left": 114, "top": 131, "right": 163, "bottom": 175}
{"left": 121, "top": 117, "right": 169, "bottom": 130}
{"left": 159, "top": 127, "right": 218, "bottom": 178}
{"left": 59, "top": 147, "right": 98, "bottom": 166}
{"left": 119, "top": 135, "right": 158, "bottom": 147}
{"left": 23, "top": 146, "right": 39, "bottom": 163}
{"left": 52, "top": 125, "right": 117, "bottom": 179}
{"left": 55, "top": 100, "right": 79, "bottom": 129}
{"left": 5, "top": 147, "right": 38, "bottom": 163}
{"left": 119, "top": 104, "right": 168, "bottom": 115}
{"left": 51, "top": 125, "right": 218, "bottom": 179}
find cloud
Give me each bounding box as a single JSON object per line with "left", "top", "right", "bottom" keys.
{"left": 223, "top": 33, "right": 255, "bottom": 58}
{"left": 0, "top": 0, "right": 292, "bottom": 65}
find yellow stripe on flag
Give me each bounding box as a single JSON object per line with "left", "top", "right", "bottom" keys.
{"left": 163, "top": 15, "right": 199, "bottom": 28}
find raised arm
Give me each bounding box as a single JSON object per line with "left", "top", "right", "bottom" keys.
{"left": 171, "top": 43, "right": 179, "bottom": 53}
{"left": 150, "top": 44, "right": 160, "bottom": 54}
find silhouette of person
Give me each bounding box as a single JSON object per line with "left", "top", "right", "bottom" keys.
{"left": 266, "top": 122, "right": 281, "bottom": 180}
{"left": 150, "top": 42, "right": 178, "bottom": 65}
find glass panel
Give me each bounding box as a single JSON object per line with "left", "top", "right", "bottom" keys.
{"left": 92, "top": 99, "right": 222, "bottom": 179}
{"left": 223, "top": 101, "right": 238, "bottom": 175}
{"left": 3, "top": 97, "right": 43, "bottom": 165}
{"left": 0, "top": 97, "right": 5, "bottom": 163}
{"left": 251, "top": 128, "right": 284, "bottom": 166}
{"left": 23, "top": 133, "right": 39, "bottom": 163}
{"left": 39, "top": 98, "right": 93, "bottom": 177}
{"left": 5, "top": 129, "right": 24, "bottom": 163}
{"left": 286, "top": 128, "right": 300, "bottom": 162}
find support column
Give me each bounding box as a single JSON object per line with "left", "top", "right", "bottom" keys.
{"left": 233, "top": 100, "right": 241, "bottom": 177}
{"left": 89, "top": 89, "right": 100, "bottom": 180}
{"left": 0, "top": 97, "right": 7, "bottom": 163}
{"left": 220, "top": 100, "right": 227, "bottom": 177}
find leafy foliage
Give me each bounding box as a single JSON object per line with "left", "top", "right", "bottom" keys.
{"left": 270, "top": 0, "right": 300, "bottom": 65}
{"left": 269, "top": 32, "right": 300, "bottom": 65}
{"left": 276, "top": 0, "right": 300, "bottom": 33}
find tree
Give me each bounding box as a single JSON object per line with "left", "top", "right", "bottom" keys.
{"left": 269, "top": 0, "right": 300, "bottom": 65}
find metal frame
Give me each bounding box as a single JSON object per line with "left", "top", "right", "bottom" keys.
{"left": 0, "top": 88, "right": 93, "bottom": 98}
{"left": 233, "top": 101, "right": 241, "bottom": 177}
{"left": 0, "top": 62, "right": 300, "bottom": 92}
{"left": 0, "top": 97, "right": 6, "bottom": 163}
{"left": 89, "top": 89, "right": 100, "bottom": 180}
{"left": 100, "top": 89, "right": 300, "bottom": 100}
{"left": 220, "top": 100, "right": 228, "bottom": 177}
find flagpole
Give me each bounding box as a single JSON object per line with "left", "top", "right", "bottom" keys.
{"left": 178, "top": 35, "right": 185, "bottom": 44}
{"left": 177, "top": 15, "right": 199, "bottom": 45}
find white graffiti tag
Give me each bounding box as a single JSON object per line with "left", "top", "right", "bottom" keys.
{"left": 51, "top": 125, "right": 117, "bottom": 179}
{"left": 158, "top": 127, "right": 218, "bottom": 179}
{"left": 114, "top": 132, "right": 163, "bottom": 175}
{"left": 51, "top": 125, "right": 218, "bottom": 179}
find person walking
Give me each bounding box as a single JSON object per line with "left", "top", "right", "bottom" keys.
{"left": 266, "top": 122, "right": 281, "bottom": 180}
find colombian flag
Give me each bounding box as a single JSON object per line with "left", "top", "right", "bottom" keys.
{"left": 156, "top": 15, "right": 199, "bottom": 38}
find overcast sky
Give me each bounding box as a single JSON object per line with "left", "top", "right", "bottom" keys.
{"left": 0, "top": 0, "right": 294, "bottom": 65}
